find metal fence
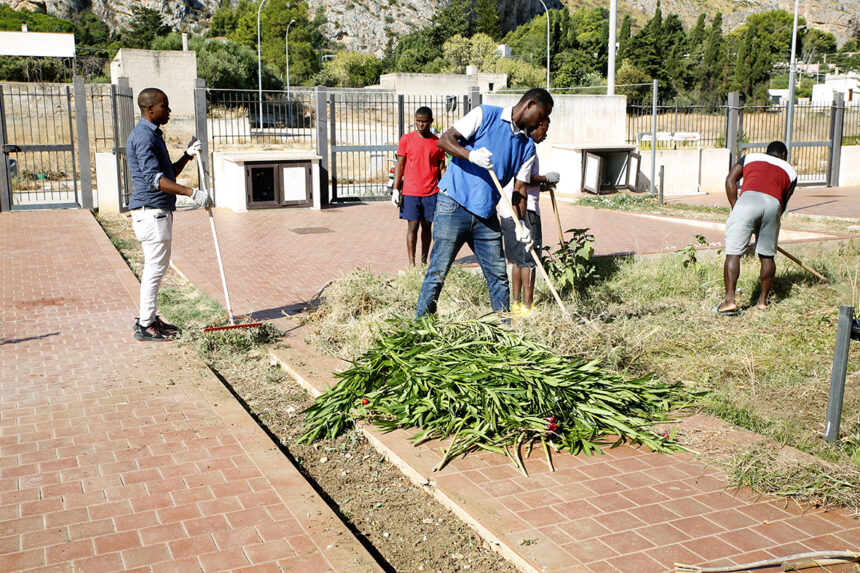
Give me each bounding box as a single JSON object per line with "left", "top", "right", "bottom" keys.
{"left": 844, "top": 104, "right": 860, "bottom": 145}
{"left": 0, "top": 83, "right": 78, "bottom": 209}
{"left": 626, "top": 102, "right": 727, "bottom": 148}
{"left": 740, "top": 102, "right": 835, "bottom": 185}
{"left": 206, "top": 88, "right": 316, "bottom": 152}
{"left": 328, "top": 90, "right": 469, "bottom": 201}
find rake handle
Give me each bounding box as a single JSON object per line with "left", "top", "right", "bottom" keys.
{"left": 548, "top": 186, "right": 567, "bottom": 253}
{"left": 776, "top": 246, "right": 828, "bottom": 283}
{"left": 487, "top": 169, "right": 569, "bottom": 318}
{"left": 197, "top": 157, "right": 236, "bottom": 325}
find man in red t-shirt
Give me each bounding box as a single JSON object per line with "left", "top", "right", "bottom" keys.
{"left": 391, "top": 107, "right": 446, "bottom": 266}
{"left": 715, "top": 140, "right": 797, "bottom": 315}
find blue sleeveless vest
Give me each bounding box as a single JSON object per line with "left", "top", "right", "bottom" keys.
{"left": 439, "top": 106, "right": 536, "bottom": 219}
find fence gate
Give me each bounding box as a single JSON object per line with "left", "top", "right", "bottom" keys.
{"left": 738, "top": 101, "right": 837, "bottom": 186}
{"left": 111, "top": 80, "right": 135, "bottom": 211}
{"left": 328, "top": 91, "right": 468, "bottom": 202}
{"left": 0, "top": 83, "right": 80, "bottom": 210}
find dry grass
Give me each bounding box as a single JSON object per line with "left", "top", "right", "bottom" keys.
{"left": 305, "top": 240, "right": 860, "bottom": 507}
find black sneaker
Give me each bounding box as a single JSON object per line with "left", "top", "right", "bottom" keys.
{"left": 134, "top": 320, "right": 173, "bottom": 342}
{"left": 153, "top": 316, "right": 180, "bottom": 334}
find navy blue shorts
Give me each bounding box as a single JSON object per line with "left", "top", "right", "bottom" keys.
{"left": 399, "top": 194, "right": 437, "bottom": 222}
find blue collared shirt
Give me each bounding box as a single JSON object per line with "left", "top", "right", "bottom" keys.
{"left": 127, "top": 118, "right": 177, "bottom": 211}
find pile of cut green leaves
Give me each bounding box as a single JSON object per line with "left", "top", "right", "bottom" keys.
{"left": 299, "top": 316, "right": 691, "bottom": 473}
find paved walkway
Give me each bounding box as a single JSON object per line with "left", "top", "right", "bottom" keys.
{"left": 0, "top": 211, "right": 380, "bottom": 572}
{"left": 272, "top": 330, "right": 860, "bottom": 573}
{"left": 170, "top": 198, "right": 844, "bottom": 319}
{"left": 669, "top": 185, "right": 860, "bottom": 219}
{"left": 165, "top": 190, "right": 860, "bottom": 572}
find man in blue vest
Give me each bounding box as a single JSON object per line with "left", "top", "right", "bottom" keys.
{"left": 416, "top": 88, "right": 554, "bottom": 317}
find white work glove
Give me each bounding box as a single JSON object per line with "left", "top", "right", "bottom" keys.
{"left": 468, "top": 147, "right": 493, "bottom": 169}
{"left": 185, "top": 137, "right": 202, "bottom": 158}
{"left": 191, "top": 187, "right": 212, "bottom": 209}
{"left": 544, "top": 171, "right": 560, "bottom": 185}
{"left": 391, "top": 187, "right": 401, "bottom": 207}
{"left": 515, "top": 221, "right": 534, "bottom": 251}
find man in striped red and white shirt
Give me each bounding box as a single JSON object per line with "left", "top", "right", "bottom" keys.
{"left": 715, "top": 140, "right": 797, "bottom": 315}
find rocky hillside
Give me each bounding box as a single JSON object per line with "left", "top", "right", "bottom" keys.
{"left": 3, "top": 0, "right": 857, "bottom": 52}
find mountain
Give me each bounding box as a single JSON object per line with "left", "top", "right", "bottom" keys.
{"left": 3, "top": 0, "right": 857, "bottom": 52}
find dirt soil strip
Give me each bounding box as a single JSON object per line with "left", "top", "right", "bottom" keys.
{"left": 271, "top": 325, "right": 860, "bottom": 573}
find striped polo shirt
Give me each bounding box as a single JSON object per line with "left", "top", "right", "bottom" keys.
{"left": 739, "top": 153, "right": 797, "bottom": 209}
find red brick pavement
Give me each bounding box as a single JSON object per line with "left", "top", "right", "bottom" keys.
{"left": 668, "top": 185, "right": 860, "bottom": 219}
{"left": 169, "top": 199, "right": 844, "bottom": 320}
{"left": 0, "top": 211, "right": 380, "bottom": 572}
{"left": 272, "top": 332, "right": 860, "bottom": 573}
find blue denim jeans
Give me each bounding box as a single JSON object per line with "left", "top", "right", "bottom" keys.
{"left": 417, "top": 192, "right": 510, "bottom": 317}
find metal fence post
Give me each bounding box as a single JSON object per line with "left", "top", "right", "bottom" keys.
{"left": 110, "top": 83, "right": 123, "bottom": 209}
{"left": 73, "top": 77, "right": 93, "bottom": 210}
{"left": 314, "top": 86, "right": 329, "bottom": 206}
{"left": 828, "top": 92, "right": 844, "bottom": 188}
{"left": 726, "top": 92, "right": 740, "bottom": 168}
{"left": 650, "top": 79, "right": 657, "bottom": 196}
{"left": 0, "top": 85, "right": 10, "bottom": 212}
{"left": 193, "top": 78, "right": 210, "bottom": 191}
{"left": 824, "top": 305, "right": 858, "bottom": 443}
{"left": 397, "top": 94, "right": 405, "bottom": 139}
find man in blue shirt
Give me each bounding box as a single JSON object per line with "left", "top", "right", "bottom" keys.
{"left": 416, "top": 88, "right": 553, "bottom": 317}
{"left": 127, "top": 87, "right": 211, "bottom": 341}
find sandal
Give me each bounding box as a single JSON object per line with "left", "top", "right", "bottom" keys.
{"left": 711, "top": 305, "right": 739, "bottom": 316}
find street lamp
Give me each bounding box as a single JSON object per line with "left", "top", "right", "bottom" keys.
{"left": 785, "top": 0, "right": 800, "bottom": 162}
{"left": 286, "top": 19, "right": 296, "bottom": 115}
{"left": 256, "top": 0, "right": 269, "bottom": 132}
{"left": 607, "top": 0, "right": 617, "bottom": 95}
{"left": 536, "top": 0, "right": 550, "bottom": 91}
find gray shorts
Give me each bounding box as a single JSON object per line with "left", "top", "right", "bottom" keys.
{"left": 724, "top": 191, "right": 782, "bottom": 257}
{"left": 501, "top": 211, "right": 542, "bottom": 268}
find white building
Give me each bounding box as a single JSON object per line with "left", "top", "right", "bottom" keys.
{"left": 811, "top": 73, "right": 859, "bottom": 104}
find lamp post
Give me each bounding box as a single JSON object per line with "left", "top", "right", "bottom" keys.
{"left": 785, "top": 0, "right": 800, "bottom": 162}
{"left": 256, "top": 0, "right": 269, "bottom": 132}
{"left": 536, "top": 0, "right": 550, "bottom": 91}
{"left": 285, "top": 19, "right": 296, "bottom": 127}
{"left": 607, "top": 0, "right": 617, "bottom": 95}
{"left": 286, "top": 20, "right": 296, "bottom": 100}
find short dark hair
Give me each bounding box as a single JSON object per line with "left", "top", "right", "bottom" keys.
{"left": 138, "top": 87, "right": 165, "bottom": 110}
{"left": 415, "top": 106, "right": 433, "bottom": 118}
{"left": 766, "top": 141, "right": 788, "bottom": 157}
{"left": 518, "top": 88, "right": 554, "bottom": 110}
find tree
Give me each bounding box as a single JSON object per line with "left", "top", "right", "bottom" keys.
{"left": 313, "top": 50, "right": 381, "bottom": 87}
{"left": 474, "top": 0, "right": 501, "bottom": 41}
{"left": 121, "top": 6, "right": 169, "bottom": 49}
{"left": 732, "top": 25, "right": 772, "bottom": 102}
{"left": 442, "top": 34, "right": 471, "bottom": 73}
{"left": 209, "top": 0, "right": 240, "bottom": 38}
{"left": 801, "top": 29, "right": 837, "bottom": 64}
{"left": 230, "top": 0, "right": 322, "bottom": 85}
{"left": 615, "top": 59, "right": 652, "bottom": 102}
{"left": 697, "top": 13, "right": 729, "bottom": 105}
{"left": 434, "top": 0, "right": 471, "bottom": 41}
{"left": 616, "top": 14, "right": 631, "bottom": 61}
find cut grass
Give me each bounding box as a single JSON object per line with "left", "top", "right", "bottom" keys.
{"left": 306, "top": 239, "right": 860, "bottom": 507}
{"left": 726, "top": 442, "right": 860, "bottom": 514}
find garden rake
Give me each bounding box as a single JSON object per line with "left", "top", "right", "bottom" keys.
{"left": 196, "top": 156, "right": 262, "bottom": 333}
{"left": 487, "top": 168, "right": 569, "bottom": 318}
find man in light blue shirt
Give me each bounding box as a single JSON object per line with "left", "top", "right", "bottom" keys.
{"left": 416, "top": 88, "right": 553, "bottom": 317}
{"left": 127, "top": 88, "right": 211, "bottom": 341}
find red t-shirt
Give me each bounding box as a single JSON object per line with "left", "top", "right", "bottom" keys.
{"left": 396, "top": 131, "right": 445, "bottom": 197}
{"left": 739, "top": 153, "right": 797, "bottom": 209}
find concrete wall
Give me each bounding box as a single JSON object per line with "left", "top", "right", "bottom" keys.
{"left": 110, "top": 49, "right": 198, "bottom": 118}
{"left": 838, "top": 146, "right": 860, "bottom": 187}
{"left": 638, "top": 148, "right": 731, "bottom": 195}
{"left": 377, "top": 72, "right": 508, "bottom": 94}
{"left": 483, "top": 94, "right": 627, "bottom": 174}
